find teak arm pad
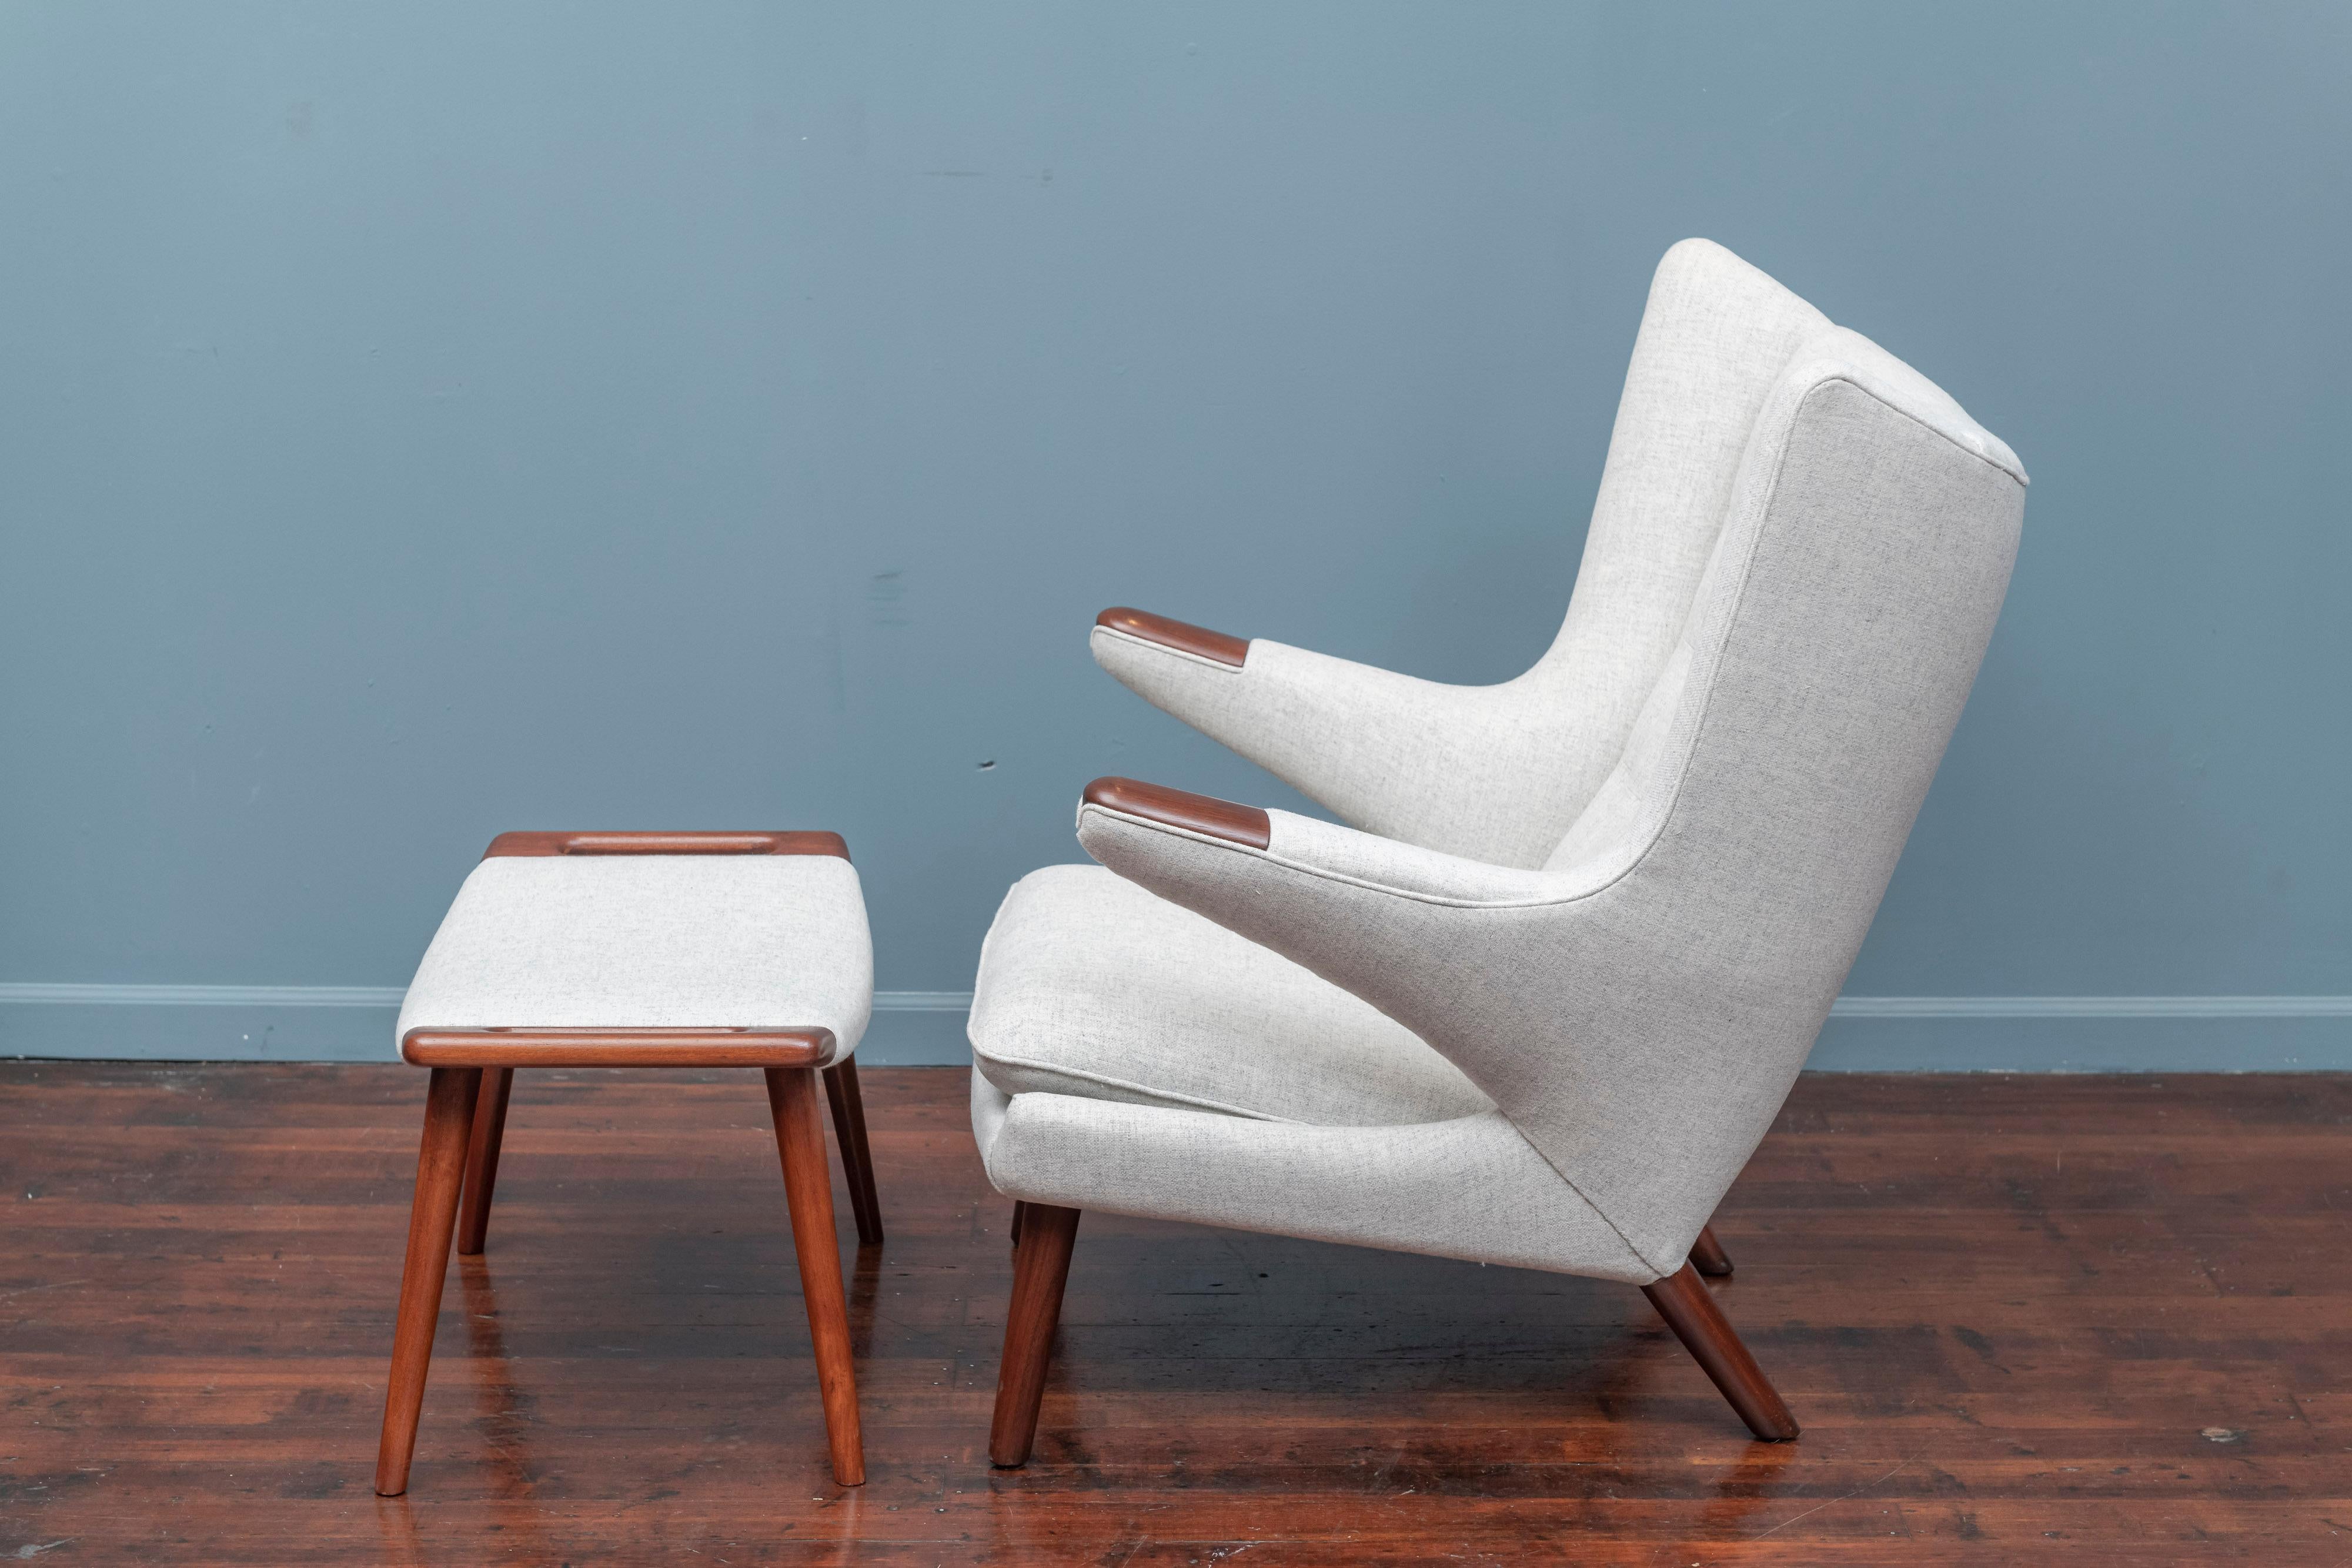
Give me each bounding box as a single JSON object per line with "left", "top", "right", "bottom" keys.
{"left": 1082, "top": 777, "right": 1271, "bottom": 849}
{"left": 483, "top": 831, "right": 851, "bottom": 861}
{"left": 1095, "top": 607, "right": 1248, "bottom": 668}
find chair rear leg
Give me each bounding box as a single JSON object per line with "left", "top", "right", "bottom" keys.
{"left": 821, "top": 1057, "right": 884, "bottom": 1246}
{"left": 1641, "top": 1262, "right": 1798, "bottom": 1441}
{"left": 1009, "top": 1199, "right": 1027, "bottom": 1249}
{"left": 988, "top": 1202, "right": 1080, "bottom": 1467}
{"left": 375, "top": 1065, "right": 482, "bottom": 1495}
{"left": 1689, "top": 1222, "right": 1733, "bottom": 1278}
{"left": 455, "top": 1066, "right": 514, "bottom": 1256}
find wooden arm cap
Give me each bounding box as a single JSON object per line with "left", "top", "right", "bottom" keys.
{"left": 1081, "top": 777, "right": 1271, "bottom": 849}
{"left": 1094, "top": 607, "right": 1248, "bottom": 668}
{"left": 483, "top": 831, "right": 850, "bottom": 861}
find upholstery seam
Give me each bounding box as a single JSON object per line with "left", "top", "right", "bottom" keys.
{"left": 969, "top": 1066, "right": 1009, "bottom": 1167}
{"left": 973, "top": 1044, "right": 1307, "bottom": 1125}
{"left": 1496, "top": 1114, "right": 1668, "bottom": 1281}
{"left": 1254, "top": 826, "right": 1567, "bottom": 908}
{"left": 1080, "top": 805, "right": 1591, "bottom": 911}
{"left": 1839, "top": 373, "right": 2029, "bottom": 485}
{"left": 1587, "top": 373, "right": 1980, "bottom": 917}
{"left": 1500, "top": 373, "right": 1983, "bottom": 1275}
{"left": 991, "top": 1090, "right": 1660, "bottom": 1282}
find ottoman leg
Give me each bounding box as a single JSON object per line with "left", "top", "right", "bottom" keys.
{"left": 456, "top": 1066, "right": 514, "bottom": 1256}
{"left": 821, "top": 1058, "right": 884, "bottom": 1246}
{"left": 765, "top": 1066, "right": 865, "bottom": 1487}
{"left": 375, "top": 1065, "right": 482, "bottom": 1496}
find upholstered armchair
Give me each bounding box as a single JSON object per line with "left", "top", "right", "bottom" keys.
{"left": 970, "top": 239, "right": 2026, "bottom": 1464}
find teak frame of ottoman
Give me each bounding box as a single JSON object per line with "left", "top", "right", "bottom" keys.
{"left": 373, "top": 831, "right": 883, "bottom": 1496}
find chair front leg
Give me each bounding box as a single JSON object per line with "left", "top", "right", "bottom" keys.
{"left": 821, "top": 1057, "right": 884, "bottom": 1246}
{"left": 375, "top": 1065, "right": 482, "bottom": 1496}
{"left": 1641, "top": 1262, "right": 1798, "bottom": 1441}
{"left": 988, "top": 1202, "right": 1080, "bottom": 1467}
{"left": 766, "top": 1066, "right": 866, "bottom": 1486}
{"left": 455, "top": 1066, "right": 514, "bottom": 1256}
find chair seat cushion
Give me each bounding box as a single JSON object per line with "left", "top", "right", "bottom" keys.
{"left": 969, "top": 864, "right": 1489, "bottom": 1126}
{"left": 395, "top": 855, "right": 873, "bottom": 1058}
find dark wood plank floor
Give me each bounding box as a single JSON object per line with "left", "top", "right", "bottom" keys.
{"left": 2, "top": 1065, "right": 2347, "bottom": 1564}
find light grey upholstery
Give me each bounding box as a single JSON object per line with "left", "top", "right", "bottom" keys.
{"left": 397, "top": 855, "right": 873, "bottom": 1058}
{"left": 1098, "top": 239, "right": 1858, "bottom": 870}
{"left": 971, "top": 239, "right": 2024, "bottom": 1284}
{"left": 972, "top": 864, "right": 1488, "bottom": 1124}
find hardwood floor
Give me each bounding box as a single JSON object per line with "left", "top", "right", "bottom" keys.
{"left": 2, "top": 1064, "right": 2347, "bottom": 1563}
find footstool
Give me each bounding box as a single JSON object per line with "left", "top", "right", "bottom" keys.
{"left": 372, "top": 830, "right": 882, "bottom": 1496}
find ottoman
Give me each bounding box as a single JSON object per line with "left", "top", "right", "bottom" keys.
{"left": 372, "top": 830, "right": 881, "bottom": 1495}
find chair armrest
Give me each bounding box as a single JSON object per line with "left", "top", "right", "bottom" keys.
{"left": 1079, "top": 777, "right": 1269, "bottom": 848}
{"left": 1077, "top": 778, "right": 1556, "bottom": 915}
{"left": 1088, "top": 613, "right": 1588, "bottom": 868}
{"left": 1071, "top": 773, "right": 1578, "bottom": 1174}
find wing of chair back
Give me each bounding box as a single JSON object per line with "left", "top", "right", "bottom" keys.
{"left": 1076, "top": 327, "right": 2026, "bottom": 1274}
{"left": 1090, "top": 239, "right": 1833, "bottom": 870}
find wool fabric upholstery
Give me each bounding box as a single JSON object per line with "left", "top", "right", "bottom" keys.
{"left": 970, "top": 1069, "right": 1652, "bottom": 1283}
{"left": 396, "top": 855, "right": 873, "bottom": 1057}
{"left": 974, "top": 240, "right": 2024, "bottom": 1284}
{"left": 970, "top": 864, "right": 1489, "bottom": 1124}
{"left": 1090, "top": 238, "right": 1845, "bottom": 870}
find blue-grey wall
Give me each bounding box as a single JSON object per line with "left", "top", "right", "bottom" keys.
{"left": 4, "top": 3, "right": 2347, "bottom": 1067}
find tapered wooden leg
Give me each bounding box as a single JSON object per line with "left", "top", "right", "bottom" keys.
{"left": 1009, "top": 1199, "right": 1027, "bottom": 1250}
{"left": 1641, "top": 1262, "right": 1798, "bottom": 1441}
{"left": 766, "top": 1066, "right": 865, "bottom": 1486}
{"left": 988, "top": 1202, "right": 1080, "bottom": 1467}
{"left": 375, "top": 1065, "right": 482, "bottom": 1496}
{"left": 821, "top": 1057, "right": 884, "bottom": 1246}
{"left": 455, "top": 1067, "right": 514, "bottom": 1256}
{"left": 1689, "top": 1223, "right": 1733, "bottom": 1278}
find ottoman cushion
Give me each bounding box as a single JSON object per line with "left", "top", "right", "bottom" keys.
{"left": 396, "top": 854, "right": 872, "bottom": 1059}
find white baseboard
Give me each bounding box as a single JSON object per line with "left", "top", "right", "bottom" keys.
{"left": 1824, "top": 994, "right": 2352, "bottom": 1018}
{"left": 3, "top": 985, "right": 2349, "bottom": 1068}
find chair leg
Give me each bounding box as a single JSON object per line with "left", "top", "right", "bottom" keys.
{"left": 1689, "top": 1222, "right": 1733, "bottom": 1278}
{"left": 1641, "top": 1262, "right": 1799, "bottom": 1441}
{"left": 766, "top": 1066, "right": 866, "bottom": 1486}
{"left": 821, "top": 1057, "right": 884, "bottom": 1246}
{"left": 988, "top": 1202, "right": 1080, "bottom": 1468}
{"left": 1008, "top": 1198, "right": 1027, "bottom": 1250}
{"left": 455, "top": 1066, "right": 514, "bottom": 1256}
{"left": 375, "top": 1065, "right": 482, "bottom": 1496}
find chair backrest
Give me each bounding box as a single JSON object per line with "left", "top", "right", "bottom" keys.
{"left": 1509, "top": 241, "right": 1830, "bottom": 848}
{"left": 1524, "top": 323, "right": 2026, "bottom": 1267}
